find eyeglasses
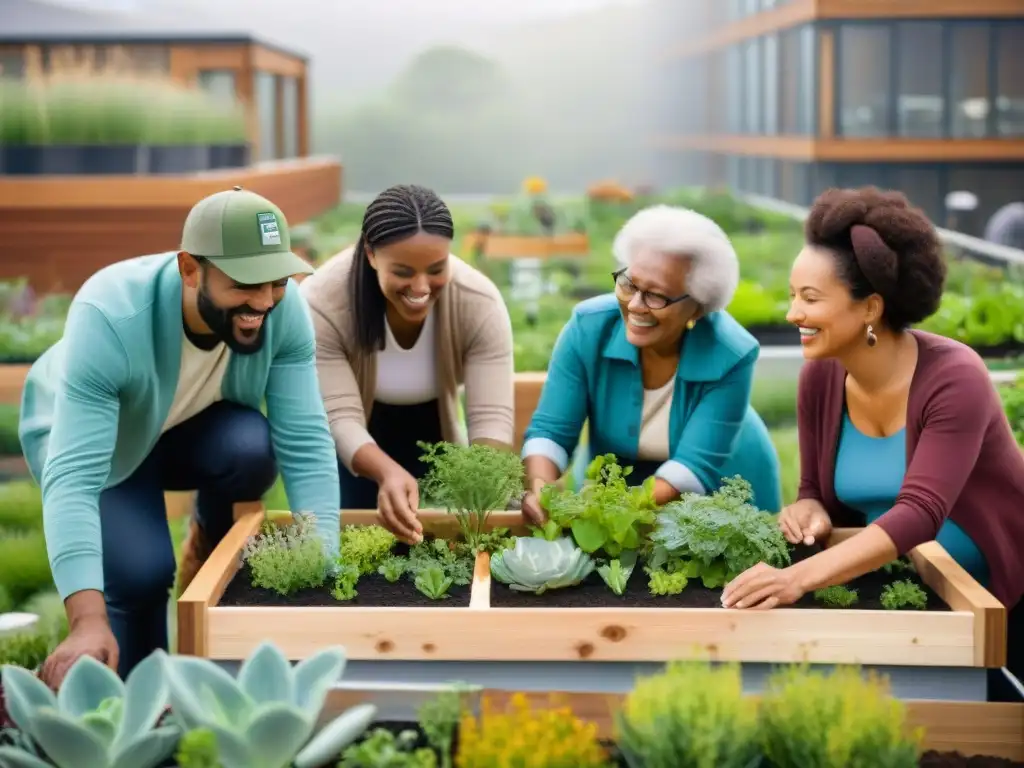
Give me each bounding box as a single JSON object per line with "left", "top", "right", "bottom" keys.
{"left": 612, "top": 268, "right": 690, "bottom": 310}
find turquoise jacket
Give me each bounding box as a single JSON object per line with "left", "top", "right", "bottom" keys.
{"left": 522, "top": 294, "right": 782, "bottom": 512}
{"left": 19, "top": 252, "right": 340, "bottom": 600}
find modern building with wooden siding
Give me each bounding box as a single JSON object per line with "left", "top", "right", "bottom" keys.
{"left": 0, "top": 0, "right": 342, "bottom": 292}
{"left": 651, "top": 0, "right": 1024, "bottom": 236}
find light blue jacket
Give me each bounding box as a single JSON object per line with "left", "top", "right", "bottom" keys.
{"left": 19, "top": 252, "right": 340, "bottom": 600}
{"left": 522, "top": 294, "right": 781, "bottom": 512}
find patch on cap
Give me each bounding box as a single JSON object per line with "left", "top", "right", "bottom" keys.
{"left": 257, "top": 212, "right": 281, "bottom": 246}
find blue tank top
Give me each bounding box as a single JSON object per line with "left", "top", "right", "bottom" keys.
{"left": 833, "top": 413, "right": 989, "bottom": 587}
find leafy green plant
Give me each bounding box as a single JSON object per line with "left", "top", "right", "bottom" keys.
{"left": 880, "top": 580, "right": 928, "bottom": 611}
{"left": 616, "top": 661, "right": 760, "bottom": 768}
{"left": 649, "top": 475, "right": 790, "bottom": 588}
{"left": 164, "top": 641, "right": 376, "bottom": 768}
{"left": 418, "top": 441, "right": 524, "bottom": 552}
{"left": 490, "top": 536, "right": 595, "bottom": 595}
{"left": 597, "top": 551, "right": 637, "bottom": 596}
{"left": 0, "top": 631, "right": 52, "bottom": 669}
{"left": 342, "top": 525, "right": 397, "bottom": 575}
{"left": 999, "top": 374, "right": 1024, "bottom": 445}
{"left": 537, "top": 454, "right": 658, "bottom": 557}
{"left": 339, "top": 727, "right": 437, "bottom": 767}
{"left": 0, "top": 650, "right": 179, "bottom": 768}
{"left": 331, "top": 563, "right": 361, "bottom": 601}
{"left": 414, "top": 564, "right": 454, "bottom": 600}
{"left": 881, "top": 557, "right": 915, "bottom": 575}
{"left": 408, "top": 540, "right": 473, "bottom": 587}
{"left": 242, "top": 513, "right": 331, "bottom": 596}
{"left": 758, "top": 665, "right": 921, "bottom": 768}
{"left": 417, "top": 686, "right": 470, "bottom": 768}
{"left": 378, "top": 556, "right": 409, "bottom": 583}
{"left": 814, "top": 585, "right": 859, "bottom": 608}
{"left": 646, "top": 565, "right": 689, "bottom": 596}
{"left": 175, "top": 728, "right": 220, "bottom": 768}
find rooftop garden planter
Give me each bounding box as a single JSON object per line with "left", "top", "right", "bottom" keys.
{"left": 178, "top": 451, "right": 1005, "bottom": 670}
{"left": 0, "top": 78, "right": 248, "bottom": 177}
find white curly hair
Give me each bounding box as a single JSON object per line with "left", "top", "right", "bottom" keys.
{"left": 611, "top": 204, "right": 740, "bottom": 313}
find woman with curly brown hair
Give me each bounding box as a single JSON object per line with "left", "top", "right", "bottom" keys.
{"left": 721, "top": 186, "right": 1024, "bottom": 676}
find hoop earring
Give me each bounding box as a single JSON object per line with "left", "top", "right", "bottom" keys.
{"left": 866, "top": 324, "right": 877, "bottom": 347}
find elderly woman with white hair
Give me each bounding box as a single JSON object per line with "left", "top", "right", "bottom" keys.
{"left": 520, "top": 205, "right": 782, "bottom": 521}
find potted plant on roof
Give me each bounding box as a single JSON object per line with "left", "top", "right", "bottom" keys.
{"left": 144, "top": 84, "right": 214, "bottom": 175}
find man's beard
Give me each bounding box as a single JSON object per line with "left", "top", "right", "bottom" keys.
{"left": 196, "top": 282, "right": 275, "bottom": 355}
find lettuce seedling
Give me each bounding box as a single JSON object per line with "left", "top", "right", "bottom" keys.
{"left": 880, "top": 580, "right": 928, "bottom": 610}
{"left": 378, "top": 556, "right": 408, "bottom": 583}
{"left": 597, "top": 550, "right": 637, "bottom": 596}
{"left": 341, "top": 525, "right": 397, "bottom": 575}
{"left": 881, "top": 557, "right": 915, "bottom": 575}
{"left": 418, "top": 441, "right": 524, "bottom": 552}
{"left": 338, "top": 728, "right": 436, "bottom": 767}
{"left": 649, "top": 476, "right": 789, "bottom": 588}
{"left": 415, "top": 564, "right": 454, "bottom": 600}
{"left": 409, "top": 539, "right": 473, "bottom": 586}
{"left": 538, "top": 454, "right": 658, "bottom": 557}
{"left": 490, "top": 536, "right": 595, "bottom": 594}
{"left": 331, "top": 563, "right": 360, "bottom": 601}
{"left": 646, "top": 565, "right": 689, "bottom": 595}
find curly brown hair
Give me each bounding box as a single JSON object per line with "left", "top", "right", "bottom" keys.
{"left": 804, "top": 186, "right": 945, "bottom": 331}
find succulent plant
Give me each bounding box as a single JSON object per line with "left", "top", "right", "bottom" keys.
{"left": 0, "top": 650, "right": 178, "bottom": 768}
{"left": 163, "top": 641, "right": 376, "bottom": 768}
{"left": 490, "top": 536, "right": 595, "bottom": 595}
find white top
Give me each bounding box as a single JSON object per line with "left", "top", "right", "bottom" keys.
{"left": 374, "top": 311, "right": 440, "bottom": 405}
{"left": 636, "top": 379, "right": 674, "bottom": 461}
{"left": 161, "top": 333, "right": 232, "bottom": 433}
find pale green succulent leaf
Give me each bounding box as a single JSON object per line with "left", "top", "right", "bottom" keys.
{"left": 203, "top": 722, "right": 254, "bottom": 768}
{"left": 166, "top": 657, "right": 252, "bottom": 729}
{"left": 56, "top": 656, "right": 124, "bottom": 719}
{"left": 0, "top": 746, "right": 55, "bottom": 768}
{"left": 243, "top": 702, "right": 313, "bottom": 768}
{"left": 29, "top": 708, "right": 109, "bottom": 768}
{"left": 293, "top": 703, "right": 377, "bottom": 768}
{"left": 110, "top": 725, "right": 180, "bottom": 768}
{"left": 292, "top": 648, "right": 346, "bottom": 713}
{"left": 237, "top": 642, "right": 295, "bottom": 706}
{"left": 80, "top": 710, "right": 118, "bottom": 748}
{"left": 115, "top": 649, "right": 170, "bottom": 751}
{"left": 0, "top": 665, "right": 56, "bottom": 734}
{"left": 490, "top": 536, "right": 594, "bottom": 593}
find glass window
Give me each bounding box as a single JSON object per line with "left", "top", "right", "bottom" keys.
{"left": 726, "top": 155, "right": 742, "bottom": 192}
{"left": 281, "top": 76, "right": 299, "bottom": 158}
{"left": 894, "top": 22, "right": 944, "bottom": 138}
{"left": 837, "top": 24, "right": 892, "bottom": 137}
{"left": 949, "top": 24, "right": 991, "bottom": 138}
{"left": 256, "top": 72, "right": 278, "bottom": 161}
{"left": 743, "top": 39, "right": 762, "bottom": 134}
{"left": 779, "top": 29, "right": 799, "bottom": 133}
{"left": 995, "top": 23, "right": 1024, "bottom": 137}
{"left": 726, "top": 46, "right": 744, "bottom": 134}
{"left": 888, "top": 166, "right": 944, "bottom": 225}
{"left": 762, "top": 33, "right": 779, "bottom": 135}
{"left": 835, "top": 163, "right": 890, "bottom": 190}
{"left": 0, "top": 51, "right": 24, "bottom": 80}
{"left": 948, "top": 164, "right": 1024, "bottom": 237}
{"left": 197, "top": 70, "right": 236, "bottom": 101}
{"left": 793, "top": 162, "right": 812, "bottom": 206}
{"left": 797, "top": 25, "right": 815, "bottom": 134}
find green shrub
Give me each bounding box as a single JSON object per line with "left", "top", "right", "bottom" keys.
{"left": 0, "top": 528, "right": 52, "bottom": 605}
{"left": 880, "top": 580, "right": 928, "bottom": 610}
{"left": 0, "top": 630, "right": 53, "bottom": 669}
{"left": 999, "top": 375, "right": 1024, "bottom": 446}
{"left": 0, "top": 480, "right": 42, "bottom": 531}
{"left": 0, "top": 404, "right": 21, "bottom": 457}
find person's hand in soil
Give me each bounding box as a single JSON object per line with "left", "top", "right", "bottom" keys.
{"left": 378, "top": 466, "right": 423, "bottom": 545}
{"left": 40, "top": 615, "right": 119, "bottom": 690}
{"left": 778, "top": 498, "right": 832, "bottom": 546}
{"left": 720, "top": 562, "right": 807, "bottom": 610}
{"left": 520, "top": 490, "right": 547, "bottom": 526}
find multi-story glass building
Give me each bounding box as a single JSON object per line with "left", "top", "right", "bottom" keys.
{"left": 651, "top": 0, "right": 1024, "bottom": 236}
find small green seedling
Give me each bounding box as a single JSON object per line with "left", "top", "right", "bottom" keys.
{"left": 378, "top": 555, "right": 409, "bottom": 583}
{"left": 646, "top": 566, "right": 688, "bottom": 596}
{"left": 880, "top": 580, "right": 928, "bottom": 610}
{"left": 331, "top": 562, "right": 360, "bottom": 601}
{"left": 414, "top": 564, "right": 454, "bottom": 600}
{"left": 814, "top": 585, "right": 859, "bottom": 608}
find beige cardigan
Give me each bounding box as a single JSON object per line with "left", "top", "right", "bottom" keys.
{"left": 299, "top": 246, "right": 515, "bottom": 472}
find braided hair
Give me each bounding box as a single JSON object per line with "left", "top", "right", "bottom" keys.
{"left": 349, "top": 184, "right": 455, "bottom": 352}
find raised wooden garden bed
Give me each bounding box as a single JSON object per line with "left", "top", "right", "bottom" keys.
{"left": 178, "top": 510, "right": 1006, "bottom": 668}
{"left": 462, "top": 232, "right": 590, "bottom": 260}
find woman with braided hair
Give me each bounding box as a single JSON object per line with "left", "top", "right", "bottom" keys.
{"left": 721, "top": 186, "right": 1024, "bottom": 678}
{"left": 301, "top": 185, "right": 514, "bottom": 542}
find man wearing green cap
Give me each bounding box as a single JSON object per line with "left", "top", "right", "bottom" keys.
{"left": 18, "top": 187, "right": 339, "bottom": 686}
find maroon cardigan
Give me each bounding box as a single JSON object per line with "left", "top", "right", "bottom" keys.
{"left": 797, "top": 330, "right": 1024, "bottom": 608}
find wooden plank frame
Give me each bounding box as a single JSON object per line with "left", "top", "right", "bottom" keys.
{"left": 463, "top": 232, "right": 590, "bottom": 260}
{"left": 178, "top": 511, "right": 1006, "bottom": 668}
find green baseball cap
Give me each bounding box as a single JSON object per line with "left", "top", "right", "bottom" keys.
{"left": 180, "top": 186, "right": 315, "bottom": 284}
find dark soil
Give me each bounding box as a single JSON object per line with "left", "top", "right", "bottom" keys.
{"left": 490, "top": 544, "right": 948, "bottom": 611}
{"left": 918, "top": 751, "right": 1024, "bottom": 767}
{"left": 219, "top": 542, "right": 472, "bottom": 608}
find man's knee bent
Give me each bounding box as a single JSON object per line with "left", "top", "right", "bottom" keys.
{"left": 215, "top": 405, "right": 278, "bottom": 497}
{"left": 104, "top": 548, "right": 177, "bottom": 609}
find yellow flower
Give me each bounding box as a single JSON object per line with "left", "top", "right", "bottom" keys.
{"left": 523, "top": 176, "right": 548, "bottom": 195}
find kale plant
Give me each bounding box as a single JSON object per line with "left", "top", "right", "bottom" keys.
{"left": 648, "top": 476, "right": 790, "bottom": 588}
{"left": 537, "top": 454, "right": 658, "bottom": 557}
{"left": 418, "top": 441, "right": 524, "bottom": 552}
{"left": 242, "top": 513, "right": 331, "bottom": 595}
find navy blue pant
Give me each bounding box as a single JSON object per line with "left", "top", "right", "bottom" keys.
{"left": 99, "top": 402, "right": 277, "bottom": 678}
